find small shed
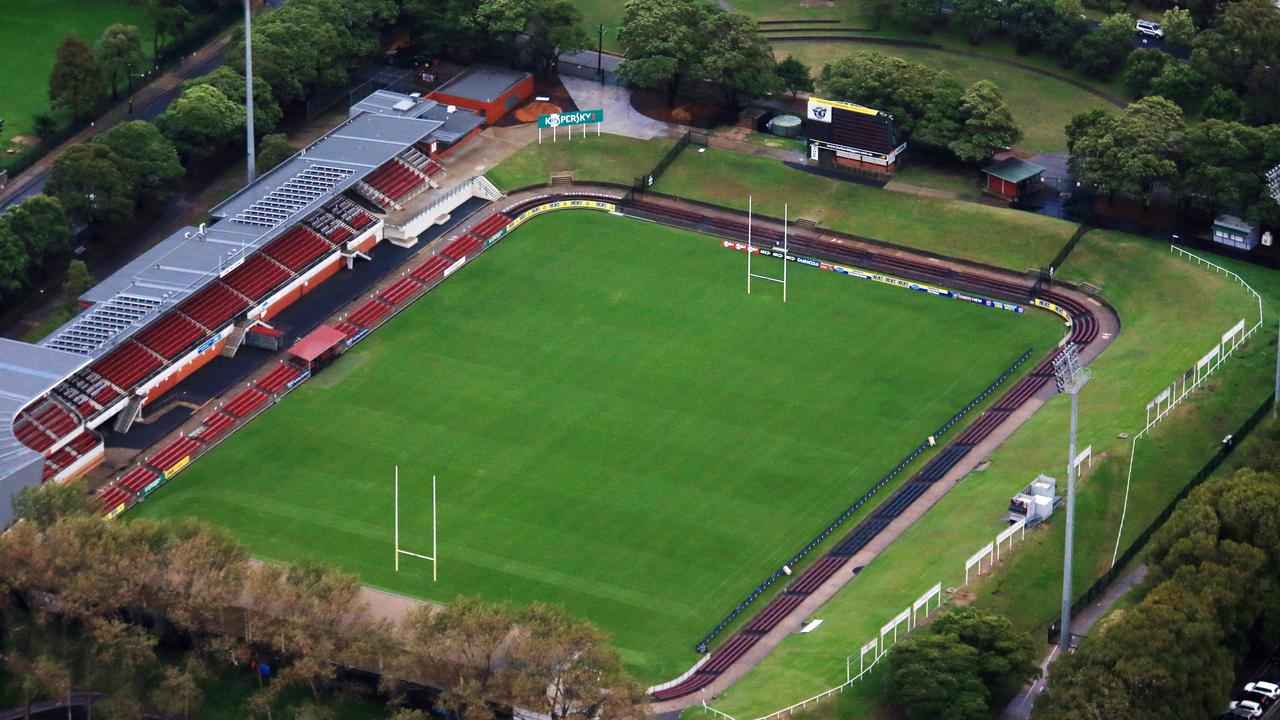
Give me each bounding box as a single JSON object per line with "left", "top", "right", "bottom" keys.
{"left": 428, "top": 65, "right": 534, "bottom": 125}
{"left": 1212, "top": 214, "right": 1261, "bottom": 251}
{"left": 288, "top": 325, "right": 348, "bottom": 368}
{"left": 982, "top": 157, "right": 1044, "bottom": 200}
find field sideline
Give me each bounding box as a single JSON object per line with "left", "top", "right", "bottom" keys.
{"left": 133, "top": 210, "right": 1060, "bottom": 682}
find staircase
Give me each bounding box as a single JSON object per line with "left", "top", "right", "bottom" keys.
{"left": 473, "top": 175, "right": 505, "bottom": 202}
{"left": 220, "top": 325, "right": 248, "bottom": 358}
{"left": 112, "top": 394, "right": 145, "bottom": 434}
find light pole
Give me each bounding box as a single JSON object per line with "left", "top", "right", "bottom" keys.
{"left": 244, "top": 0, "right": 257, "bottom": 183}
{"left": 1054, "top": 342, "right": 1091, "bottom": 652}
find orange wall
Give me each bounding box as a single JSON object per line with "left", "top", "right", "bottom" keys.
{"left": 144, "top": 335, "right": 228, "bottom": 404}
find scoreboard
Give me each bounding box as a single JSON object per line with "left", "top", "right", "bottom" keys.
{"left": 803, "top": 97, "right": 905, "bottom": 169}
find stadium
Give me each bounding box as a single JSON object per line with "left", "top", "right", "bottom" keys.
{"left": 0, "top": 89, "right": 1116, "bottom": 701}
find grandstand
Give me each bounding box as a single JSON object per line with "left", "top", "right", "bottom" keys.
{"left": 0, "top": 89, "right": 493, "bottom": 525}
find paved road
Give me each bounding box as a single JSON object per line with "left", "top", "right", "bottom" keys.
{"left": 0, "top": 35, "right": 229, "bottom": 212}
{"left": 1000, "top": 564, "right": 1149, "bottom": 720}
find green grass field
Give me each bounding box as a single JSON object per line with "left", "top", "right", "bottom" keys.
{"left": 133, "top": 210, "right": 1059, "bottom": 682}
{"left": 0, "top": 0, "right": 152, "bottom": 162}
{"left": 705, "top": 231, "right": 1278, "bottom": 720}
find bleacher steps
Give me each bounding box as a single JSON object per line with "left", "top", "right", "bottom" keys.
{"left": 112, "top": 394, "right": 145, "bottom": 434}
{"left": 473, "top": 176, "right": 505, "bottom": 202}
{"left": 220, "top": 325, "right": 248, "bottom": 358}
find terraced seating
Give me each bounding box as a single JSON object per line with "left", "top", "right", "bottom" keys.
{"left": 193, "top": 410, "right": 237, "bottom": 443}
{"left": 335, "top": 321, "right": 363, "bottom": 340}
{"left": 441, "top": 234, "right": 481, "bottom": 260}
{"left": 14, "top": 417, "right": 54, "bottom": 452}
{"left": 346, "top": 298, "right": 392, "bottom": 328}
{"left": 135, "top": 311, "right": 206, "bottom": 359}
{"left": 146, "top": 436, "right": 202, "bottom": 474}
{"left": 223, "top": 386, "right": 269, "bottom": 419}
{"left": 178, "top": 281, "right": 250, "bottom": 331}
{"left": 364, "top": 161, "right": 426, "bottom": 202}
{"left": 221, "top": 254, "right": 292, "bottom": 302}
{"left": 262, "top": 226, "right": 333, "bottom": 272}
{"left": 422, "top": 158, "right": 445, "bottom": 177}
{"left": 33, "top": 399, "right": 78, "bottom": 438}
{"left": 327, "top": 196, "right": 375, "bottom": 229}
{"left": 118, "top": 466, "right": 159, "bottom": 493}
{"left": 97, "top": 485, "right": 131, "bottom": 512}
{"left": 409, "top": 255, "right": 451, "bottom": 283}
{"left": 255, "top": 363, "right": 303, "bottom": 394}
{"left": 92, "top": 341, "right": 164, "bottom": 390}
{"left": 42, "top": 430, "right": 101, "bottom": 480}
{"left": 469, "top": 213, "right": 511, "bottom": 240}
{"left": 745, "top": 590, "right": 808, "bottom": 632}
{"left": 379, "top": 277, "right": 424, "bottom": 306}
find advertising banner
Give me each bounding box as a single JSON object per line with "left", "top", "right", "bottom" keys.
{"left": 537, "top": 109, "right": 604, "bottom": 129}
{"left": 104, "top": 503, "right": 127, "bottom": 521}
{"left": 163, "top": 455, "right": 191, "bottom": 479}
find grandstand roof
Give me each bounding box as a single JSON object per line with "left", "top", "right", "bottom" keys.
{"left": 41, "top": 108, "right": 447, "bottom": 360}
{"left": 433, "top": 65, "right": 532, "bottom": 103}
{"left": 0, "top": 339, "right": 86, "bottom": 482}
{"left": 349, "top": 90, "right": 483, "bottom": 144}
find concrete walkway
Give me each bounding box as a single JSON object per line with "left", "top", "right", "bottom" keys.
{"left": 1000, "top": 563, "right": 1149, "bottom": 720}
{"left": 558, "top": 74, "right": 672, "bottom": 140}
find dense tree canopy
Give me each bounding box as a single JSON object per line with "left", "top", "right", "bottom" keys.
{"left": 1070, "top": 96, "right": 1184, "bottom": 202}
{"left": 156, "top": 84, "right": 246, "bottom": 164}
{"left": 95, "top": 24, "right": 145, "bottom": 99}
{"left": 94, "top": 120, "right": 185, "bottom": 208}
{"left": 47, "top": 144, "right": 136, "bottom": 230}
{"left": 617, "top": 0, "right": 717, "bottom": 103}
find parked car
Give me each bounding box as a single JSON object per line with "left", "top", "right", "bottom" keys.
{"left": 1246, "top": 681, "right": 1280, "bottom": 701}
{"left": 1241, "top": 690, "right": 1274, "bottom": 708}
{"left": 1136, "top": 20, "right": 1165, "bottom": 38}
{"left": 1228, "top": 699, "right": 1264, "bottom": 719}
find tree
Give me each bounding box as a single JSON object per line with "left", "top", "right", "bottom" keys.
{"left": 95, "top": 120, "right": 185, "bottom": 207}
{"left": 1191, "top": 0, "right": 1280, "bottom": 89}
{"left": 948, "top": 80, "right": 1022, "bottom": 161}
{"left": 47, "top": 143, "right": 136, "bottom": 230}
{"left": 32, "top": 113, "right": 57, "bottom": 143}
{"left": 0, "top": 195, "right": 74, "bottom": 264}
{"left": 155, "top": 658, "right": 205, "bottom": 720}
{"left": 477, "top": 0, "right": 590, "bottom": 76}
{"left": 1160, "top": 6, "right": 1196, "bottom": 51}
{"left": 1071, "top": 13, "right": 1135, "bottom": 78}
{"left": 0, "top": 231, "right": 31, "bottom": 304}
{"left": 1201, "top": 86, "right": 1243, "bottom": 122}
{"left": 1039, "top": 0, "right": 1090, "bottom": 65}
{"left": 440, "top": 679, "right": 496, "bottom": 720}
{"left": 1121, "top": 48, "right": 1171, "bottom": 97}
{"left": 883, "top": 633, "right": 990, "bottom": 720}
{"left": 1147, "top": 61, "right": 1205, "bottom": 109}
{"left": 951, "top": 0, "right": 1001, "bottom": 44}
{"left": 617, "top": 0, "right": 715, "bottom": 104}
{"left": 88, "top": 619, "right": 159, "bottom": 718}
{"left": 257, "top": 133, "right": 296, "bottom": 172}
{"left": 929, "top": 608, "right": 1038, "bottom": 702}
{"left": 896, "top": 0, "right": 945, "bottom": 32}
{"left": 1071, "top": 95, "right": 1184, "bottom": 202}
{"left": 507, "top": 604, "right": 644, "bottom": 720}
{"left": 1002, "top": 0, "right": 1077, "bottom": 55}
{"left": 48, "top": 34, "right": 106, "bottom": 121}
{"left": 696, "top": 11, "right": 781, "bottom": 110}
{"left": 775, "top": 56, "right": 813, "bottom": 99}
{"left": 820, "top": 52, "right": 948, "bottom": 140}
{"left": 95, "top": 24, "right": 145, "bottom": 99}
{"left": 1064, "top": 107, "right": 1108, "bottom": 155}
{"left": 187, "top": 66, "right": 283, "bottom": 136}
{"left": 156, "top": 84, "right": 246, "bottom": 164}
{"left": 62, "top": 260, "right": 94, "bottom": 305}
{"left": 406, "top": 596, "right": 515, "bottom": 685}
{"left": 142, "top": 0, "right": 193, "bottom": 66}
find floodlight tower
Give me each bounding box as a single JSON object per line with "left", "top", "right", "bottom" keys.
{"left": 1054, "top": 342, "right": 1091, "bottom": 652}
{"left": 244, "top": 0, "right": 257, "bottom": 183}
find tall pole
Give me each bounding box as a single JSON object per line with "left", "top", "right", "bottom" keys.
{"left": 783, "top": 203, "right": 789, "bottom": 303}
{"left": 597, "top": 24, "right": 604, "bottom": 83}
{"left": 747, "top": 194, "right": 752, "bottom": 293}
{"left": 1274, "top": 317, "right": 1280, "bottom": 417}
{"left": 432, "top": 474, "right": 438, "bottom": 582}
{"left": 1054, "top": 343, "right": 1090, "bottom": 652}
{"left": 394, "top": 466, "right": 400, "bottom": 572}
{"left": 1060, "top": 389, "right": 1078, "bottom": 650}
{"left": 244, "top": 0, "right": 257, "bottom": 183}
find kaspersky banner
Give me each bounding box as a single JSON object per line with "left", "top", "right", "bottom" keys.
{"left": 537, "top": 109, "right": 604, "bottom": 129}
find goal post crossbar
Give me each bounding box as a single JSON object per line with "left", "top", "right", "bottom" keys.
{"left": 394, "top": 467, "right": 437, "bottom": 581}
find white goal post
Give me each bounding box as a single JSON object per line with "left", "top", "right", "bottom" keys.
{"left": 746, "top": 196, "right": 789, "bottom": 302}
{"left": 394, "top": 466, "right": 438, "bottom": 580}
